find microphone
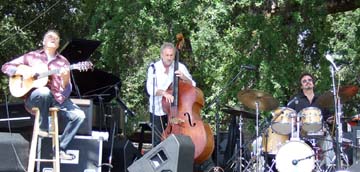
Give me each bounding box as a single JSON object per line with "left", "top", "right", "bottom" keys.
{"left": 325, "top": 53, "right": 339, "bottom": 71}
{"left": 287, "top": 96, "right": 298, "bottom": 107}
{"left": 148, "top": 62, "right": 155, "bottom": 69}
{"left": 241, "top": 65, "right": 257, "bottom": 70}
{"left": 292, "top": 159, "right": 298, "bottom": 165}
{"left": 148, "top": 62, "right": 156, "bottom": 74}
{"left": 114, "top": 85, "right": 119, "bottom": 98}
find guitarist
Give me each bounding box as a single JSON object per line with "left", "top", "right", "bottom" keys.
{"left": 1, "top": 30, "right": 85, "bottom": 160}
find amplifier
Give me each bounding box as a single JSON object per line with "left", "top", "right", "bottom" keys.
{"left": 58, "top": 98, "right": 93, "bottom": 135}
{"left": 352, "top": 126, "right": 360, "bottom": 164}
{"left": 39, "top": 131, "right": 108, "bottom": 172}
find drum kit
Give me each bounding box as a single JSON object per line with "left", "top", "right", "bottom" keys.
{"left": 221, "top": 86, "right": 359, "bottom": 172}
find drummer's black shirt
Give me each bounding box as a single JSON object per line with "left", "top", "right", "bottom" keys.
{"left": 287, "top": 91, "right": 331, "bottom": 121}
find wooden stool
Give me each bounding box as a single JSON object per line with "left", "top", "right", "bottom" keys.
{"left": 27, "top": 107, "right": 60, "bottom": 172}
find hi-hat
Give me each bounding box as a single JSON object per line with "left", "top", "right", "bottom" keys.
{"left": 221, "top": 106, "right": 256, "bottom": 119}
{"left": 317, "top": 85, "right": 358, "bottom": 108}
{"left": 237, "top": 89, "right": 279, "bottom": 111}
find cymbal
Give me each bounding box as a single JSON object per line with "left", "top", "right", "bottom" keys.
{"left": 350, "top": 114, "right": 360, "bottom": 121}
{"left": 221, "top": 107, "right": 256, "bottom": 119}
{"left": 237, "top": 89, "right": 279, "bottom": 111}
{"left": 326, "top": 115, "right": 353, "bottom": 124}
{"left": 317, "top": 85, "right": 358, "bottom": 108}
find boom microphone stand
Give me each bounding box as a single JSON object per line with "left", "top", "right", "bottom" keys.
{"left": 327, "top": 53, "right": 343, "bottom": 170}
{"left": 102, "top": 85, "right": 135, "bottom": 172}
{"left": 204, "top": 65, "right": 255, "bottom": 167}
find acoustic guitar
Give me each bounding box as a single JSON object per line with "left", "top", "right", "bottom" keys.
{"left": 9, "top": 61, "right": 93, "bottom": 97}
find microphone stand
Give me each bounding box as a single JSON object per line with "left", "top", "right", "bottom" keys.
{"left": 104, "top": 85, "right": 136, "bottom": 172}
{"left": 70, "top": 70, "right": 82, "bottom": 98}
{"left": 330, "top": 64, "right": 343, "bottom": 170}
{"left": 102, "top": 86, "right": 118, "bottom": 172}
{"left": 151, "top": 65, "right": 156, "bottom": 146}
{"left": 204, "top": 67, "right": 246, "bottom": 167}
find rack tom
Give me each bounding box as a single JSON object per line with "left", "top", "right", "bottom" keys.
{"left": 271, "top": 107, "right": 296, "bottom": 135}
{"left": 299, "top": 107, "right": 323, "bottom": 132}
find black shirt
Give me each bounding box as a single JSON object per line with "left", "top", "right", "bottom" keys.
{"left": 288, "top": 91, "right": 331, "bottom": 121}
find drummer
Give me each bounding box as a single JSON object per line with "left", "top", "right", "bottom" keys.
{"left": 287, "top": 72, "right": 334, "bottom": 169}
{"left": 287, "top": 73, "right": 331, "bottom": 121}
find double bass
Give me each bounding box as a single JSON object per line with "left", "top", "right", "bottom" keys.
{"left": 161, "top": 49, "right": 214, "bottom": 164}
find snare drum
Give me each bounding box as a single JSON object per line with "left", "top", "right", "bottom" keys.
{"left": 262, "top": 127, "right": 289, "bottom": 154}
{"left": 271, "top": 107, "right": 296, "bottom": 135}
{"left": 299, "top": 107, "right": 323, "bottom": 132}
{"left": 275, "top": 141, "right": 315, "bottom": 172}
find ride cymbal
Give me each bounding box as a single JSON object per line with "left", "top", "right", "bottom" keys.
{"left": 237, "top": 89, "right": 279, "bottom": 111}
{"left": 317, "top": 85, "right": 358, "bottom": 108}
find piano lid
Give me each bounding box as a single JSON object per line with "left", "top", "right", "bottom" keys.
{"left": 60, "top": 38, "right": 101, "bottom": 64}
{"left": 61, "top": 39, "right": 121, "bottom": 102}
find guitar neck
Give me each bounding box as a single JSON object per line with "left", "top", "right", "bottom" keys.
{"left": 37, "top": 66, "right": 75, "bottom": 79}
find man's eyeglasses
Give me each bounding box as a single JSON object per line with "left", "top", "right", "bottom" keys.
{"left": 301, "top": 79, "right": 313, "bottom": 83}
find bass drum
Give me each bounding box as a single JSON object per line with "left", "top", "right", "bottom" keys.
{"left": 275, "top": 141, "right": 315, "bottom": 172}
{"left": 262, "top": 127, "right": 289, "bottom": 155}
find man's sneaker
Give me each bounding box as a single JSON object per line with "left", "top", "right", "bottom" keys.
{"left": 60, "top": 151, "right": 75, "bottom": 160}
{"left": 38, "top": 130, "right": 49, "bottom": 137}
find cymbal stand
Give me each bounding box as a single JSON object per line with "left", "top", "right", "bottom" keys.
{"left": 242, "top": 118, "right": 270, "bottom": 172}
{"left": 255, "top": 101, "right": 260, "bottom": 172}
{"left": 203, "top": 67, "right": 246, "bottom": 166}
{"left": 237, "top": 114, "right": 244, "bottom": 172}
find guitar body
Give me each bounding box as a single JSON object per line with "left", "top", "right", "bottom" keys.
{"left": 9, "top": 65, "right": 49, "bottom": 97}
{"left": 8, "top": 61, "right": 93, "bottom": 97}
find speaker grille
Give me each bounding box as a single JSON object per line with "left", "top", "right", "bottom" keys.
{"left": 128, "top": 134, "right": 195, "bottom": 172}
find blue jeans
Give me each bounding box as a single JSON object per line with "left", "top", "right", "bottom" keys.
{"left": 25, "top": 87, "right": 85, "bottom": 151}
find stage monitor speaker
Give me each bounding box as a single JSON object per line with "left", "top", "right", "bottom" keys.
{"left": 347, "top": 162, "right": 360, "bottom": 171}
{"left": 58, "top": 98, "right": 93, "bottom": 135}
{"left": 127, "top": 134, "right": 194, "bottom": 172}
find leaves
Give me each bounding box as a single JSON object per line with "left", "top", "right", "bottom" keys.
{"left": 0, "top": 1, "right": 360, "bottom": 134}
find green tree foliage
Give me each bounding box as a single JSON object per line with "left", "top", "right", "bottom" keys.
{"left": 0, "top": 0, "right": 359, "bottom": 134}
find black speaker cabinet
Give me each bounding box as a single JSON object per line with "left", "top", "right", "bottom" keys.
{"left": 102, "top": 136, "right": 141, "bottom": 172}
{"left": 0, "top": 132, "right": 29, "bottom": 172}
{"left": 127, "top": 134, "right": 195, "bottom": 172}
{"left": 58, "top": 98, "right": 93, "bottom": 135}
{"left": 352, "top": 126, "right": 360, "bottom": 163}
{"left": 39, "top": 132, "right": 107, "bottom": 172}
